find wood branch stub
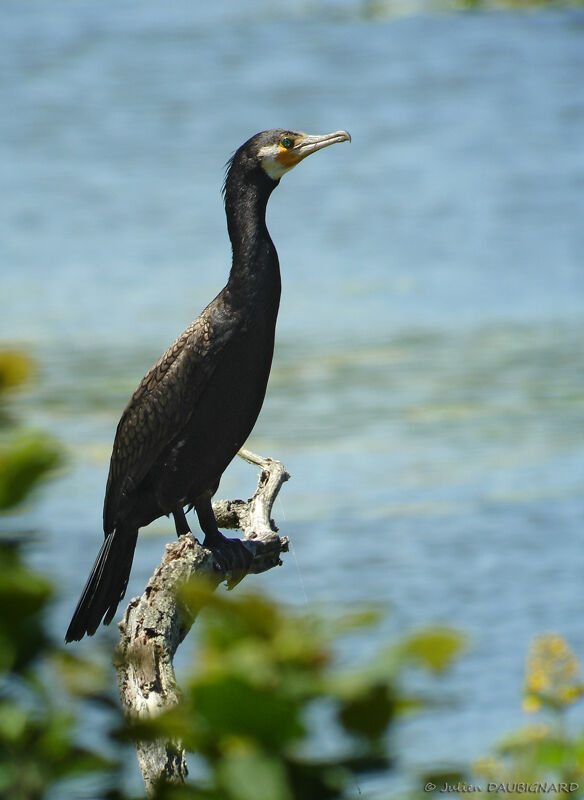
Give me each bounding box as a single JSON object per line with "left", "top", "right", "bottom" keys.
{"left": 114, "top": 450, "right": 290, "bottom": 796}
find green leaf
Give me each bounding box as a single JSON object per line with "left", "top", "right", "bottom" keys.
{"left": 52, "top": 650, "right": 111, "bottom": 698}
{"left": 397, "top": 627, "right": 466, "bottom": 673}
{"left": 0, "top": 351, "right": 34, "bottom": 393}
{"left": 0, "top": 432, "right": 63, "bottom": 510}
{"left": 337, "top": 682, "right": 395, "bottom": 742}
{"left": 218, "top": 751, "right": 292, "bottom": 800}
{"left": 0, "top": 543, "right": 53, "bottom": 672}
{"left": 188, "top": 675, "right": 304, "bottom": 750}
{"left": 0, "top": 702, "right": 28, "bottom": 742}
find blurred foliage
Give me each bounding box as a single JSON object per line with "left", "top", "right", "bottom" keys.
{"left": 0, "top": 344, "right": 467, "bottom": 798}
{"left": 360, "top": 0, "right": 584, "bottom": 20}
{"left": 419, "top": 634, "right": 584, "bottom": 798}
{"left": 0, "top": 432, "right": 62, "bottom": 511}
{"left": 456, "top": 0, "right": 584, "bottom": 7}
{"left": 0, "top": 347, "right": 118, "bottom": 798}
{"left": 5, "top": 345, "right": 584, "bottom": 798}
{"left": 0, "top": 350, "right": 62, "bottom": 512}
{"left": 523, "top": 634, "right": 584, "bottom": 714}
{"left": 0, "top": 350, "right": 34, "bottom": 394}
{"left": 0, "top": 542, "right": 53, "bottom": 674}
{"left": 473, "top": 634, "right": 584, "bottom": 790}
{"left": 127, "top": 581, "right": 466, "bottom": 799}
{"left": 0, "top": 541, "right": 120, "bottom": 800}
{"left": 0, "top": 540, "right": 467, "bottom": 800}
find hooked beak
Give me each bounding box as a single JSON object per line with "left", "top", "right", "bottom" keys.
{"left": 293, "top": 130, "right": 351, "bottom": 160}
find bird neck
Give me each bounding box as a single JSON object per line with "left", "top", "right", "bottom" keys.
{"left": 224, "top": 168, "right": 281, "bottom": 303}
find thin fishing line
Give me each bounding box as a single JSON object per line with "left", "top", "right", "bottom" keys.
{"left": 277, "top": 496, "right": 309, "bottom": 607}
{"left": 289, "top": 538, "right": 310, "bottom": 607}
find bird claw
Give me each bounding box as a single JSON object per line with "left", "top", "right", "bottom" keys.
{"left": 204, "top": 532, "right": 254, "bottom": 590}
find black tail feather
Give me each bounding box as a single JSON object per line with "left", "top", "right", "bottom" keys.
{"left": 65, "top": 528, "right": 139, "bottom": 642}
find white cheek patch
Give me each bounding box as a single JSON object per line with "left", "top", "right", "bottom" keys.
{"left": 258, "top": 143, "right": 293, "bottom": 180}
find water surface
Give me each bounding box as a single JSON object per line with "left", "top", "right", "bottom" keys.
{"left": 1, "top": 2, "right": 583, "bottom": 795}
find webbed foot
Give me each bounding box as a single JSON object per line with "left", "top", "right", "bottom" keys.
{"left": 203, "top": 531, "right": 254, "bottom": 590}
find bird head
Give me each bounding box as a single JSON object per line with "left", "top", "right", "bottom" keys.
{"left": 225, "top": 129, "right": 351, "bottom": 189}
{"left": 223, "top": 129, "right": 351, "bottom": 204}
{"left": 256, "top": 129, "right": 351, "bottom": 181}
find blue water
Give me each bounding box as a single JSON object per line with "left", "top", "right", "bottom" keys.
{"left": 2, "top": 1, "right": 584, "bottom": 795}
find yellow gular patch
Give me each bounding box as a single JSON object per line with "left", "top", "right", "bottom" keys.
{"left": 277, "top": 147, "right": 302, "bottom": 168}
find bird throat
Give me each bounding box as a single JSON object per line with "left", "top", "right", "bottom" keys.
{"left": 224, "top": 172, "right": 281, "bottom": 303}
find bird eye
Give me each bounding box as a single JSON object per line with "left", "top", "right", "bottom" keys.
{"left": 281, "top": 137, "right": 294, "bottom": 149}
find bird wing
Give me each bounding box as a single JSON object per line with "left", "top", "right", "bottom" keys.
{"left": 103, "top": 300, "right": 243, "bottom": 533}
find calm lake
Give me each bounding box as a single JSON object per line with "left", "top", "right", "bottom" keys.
{"left": 1, "top": 1, "right": 583, "bottom": 796}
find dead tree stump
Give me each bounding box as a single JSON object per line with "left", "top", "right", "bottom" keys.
{"left": 113, "top": 449, "right": 290, "bottom": 796}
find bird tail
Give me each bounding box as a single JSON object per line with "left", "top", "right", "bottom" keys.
{"left": 65, "top": 527, "right": 139, "bottom": 642}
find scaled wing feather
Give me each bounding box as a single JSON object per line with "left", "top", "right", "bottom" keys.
{"left": 103, "top": 303, "right": 242, "bottom": 532}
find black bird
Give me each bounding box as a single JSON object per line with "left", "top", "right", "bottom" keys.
{"left": 66, "top": 128, "right": 351, "bottom": 642}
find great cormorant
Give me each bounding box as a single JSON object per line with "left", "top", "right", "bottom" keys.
{"left": 65, "top": 128, "right": 351, "bottom": 642}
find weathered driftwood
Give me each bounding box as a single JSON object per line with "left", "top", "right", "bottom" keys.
{"left": 113, "top": 449, "right": 289, "bottom": 796}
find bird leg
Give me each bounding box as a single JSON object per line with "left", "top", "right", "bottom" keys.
{"left": 193, "top": 492, "right": 253, "bottom": 588}
{"left": 172, "top": 506, "right": 191, "bottom": 538}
